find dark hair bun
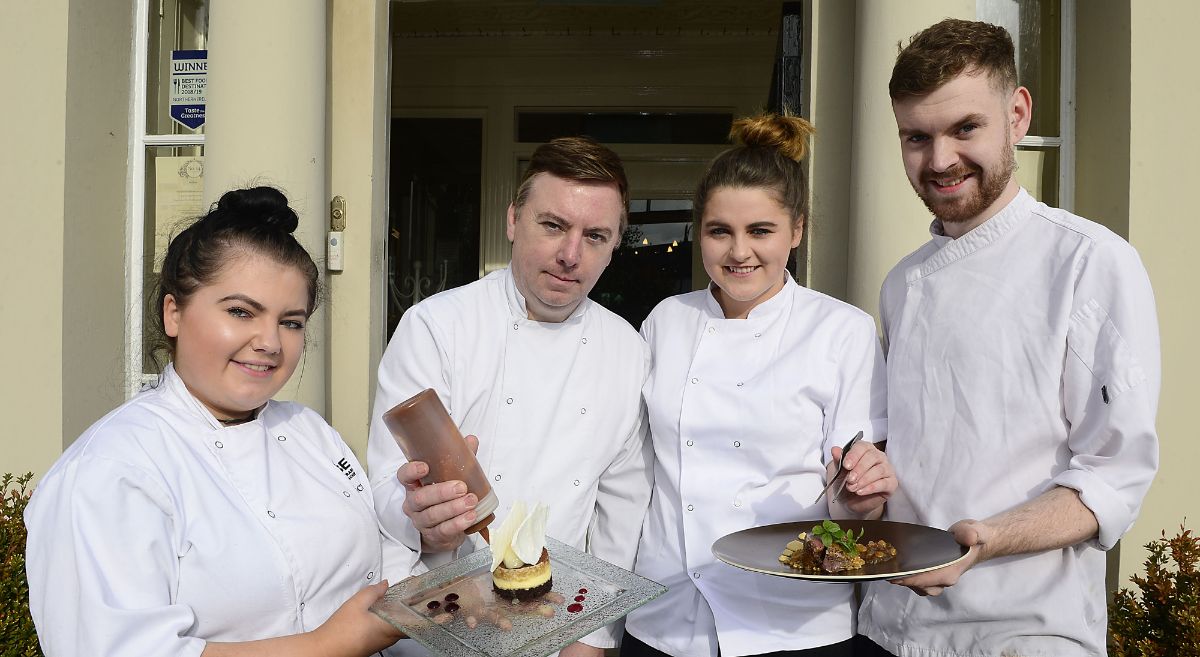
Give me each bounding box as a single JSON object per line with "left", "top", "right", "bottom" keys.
{"left": 729, "top": 114, "right": 816, "bottom": 162}
{"left": 214, "top": 186, "right": 300, "bottom": 234}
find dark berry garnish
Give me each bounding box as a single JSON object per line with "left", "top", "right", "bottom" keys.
{"left": 444, "top": 593, "right": 459, "bottom": 602}
{"left": 426, "top": 600, "right": 441, "bottom": 610}
{"left": 574, "top": 595, "right": 585, "bottom": 602}
{"left": 577, "top": 588, "right": 588, "bottom": 594}
{"left": 445, "top": 602, "right": 460, "bottom": 613}
{"left": 567, "top": 603, "right": 583, "bottom": 613}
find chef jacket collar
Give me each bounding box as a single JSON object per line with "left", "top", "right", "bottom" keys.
{"left": 913, "top": 188, "right": 1035, "bottom": 282}
{"left": 159, "top": 363, "right": 270, "bottom": 431}
{"left": 502, "top": 264, "right": 589, "bottom": 325}
{"left": 702, "top": 272, "right": 798, "bottom": 321}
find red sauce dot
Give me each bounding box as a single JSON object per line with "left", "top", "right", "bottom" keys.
{"left": 426, "top": 600, "right": 440, "bottom": 610}
{"left": 444, "top": 602, "right": 460, "bottom": 613}
{"left": 574, "top": 595, "right": 585, "bottom": 602}
{"left": 567, "top": 603, "right": 583, "bottom": 613}
{"left": 444, "top": 593, "right": 459, "bottom": 602}
{"left": 577, "top": 588, "right": 588, "bottom": 594}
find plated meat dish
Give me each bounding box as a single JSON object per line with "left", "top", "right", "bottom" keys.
{"left": 777, "top": 520, "right": 897, "bottom": 574}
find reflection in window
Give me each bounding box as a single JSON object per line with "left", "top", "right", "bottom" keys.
{"left": 591, "top": 199, "right": 694, "bottom": 329}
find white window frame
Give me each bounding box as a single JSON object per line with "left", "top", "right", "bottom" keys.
{"left": 127, "top": 0, "right": 206, "bottom": 397}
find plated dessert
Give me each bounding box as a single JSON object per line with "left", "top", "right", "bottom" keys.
{"left": 778, "top": 520, "right": 897, "bottom": 574}
{"left": 491, "top": 501, "right": 553, "bottom": 600}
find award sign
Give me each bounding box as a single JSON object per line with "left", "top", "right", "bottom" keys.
{"left": 170, "top": 50, "right": 207, "bottom": 130}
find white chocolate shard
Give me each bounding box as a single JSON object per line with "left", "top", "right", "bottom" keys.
{"left": 490, "top": 500, "right": 527, "bottom": 572}
{"left": 512, "top": 502, "right": 548, "bottom": 565}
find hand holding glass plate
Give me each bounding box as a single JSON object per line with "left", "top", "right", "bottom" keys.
{"left": 371, "top": 537, "right": 666, "bottom": 657}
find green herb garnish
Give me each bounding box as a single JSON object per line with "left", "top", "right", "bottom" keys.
{"left": 811, "top": 520, "right": 862, "bottom": 557}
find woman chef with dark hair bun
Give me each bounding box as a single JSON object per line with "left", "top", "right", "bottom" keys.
{"left": 26, "top": 187, "right": 412, "bottom": 657}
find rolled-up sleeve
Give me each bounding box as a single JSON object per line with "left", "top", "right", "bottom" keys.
{"left": 1057, "top": 239, "right": 1160, "bottom": 549}
{"left": 26, "top": 457, "right": 205, "bottom": 657}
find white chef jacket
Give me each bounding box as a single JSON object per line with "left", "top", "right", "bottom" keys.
{"left": 24, "top": 364, "right": 414, "bottom": 657}
{"left": 859, "top": 189, "right": 1160, "bottom": 657}
{"left": 624, "top": 276, "right": 888, "bottom": 657}
{"left": 367, "top": 267, "right": 652, "bottom": 649}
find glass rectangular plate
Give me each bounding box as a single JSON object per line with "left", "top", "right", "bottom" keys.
{"left": 371, "top": 537, "right": 666, "bottom": 657}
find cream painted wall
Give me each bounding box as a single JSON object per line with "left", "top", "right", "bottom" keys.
{"left": 61, "top": 0, "right": 134, "bottom": 445}
{"left": 203, "top": 0, "right": 329, "bottom": 416}
{"left": 845, "top": 0, "right": 975, "bottom": 315}
{"left": 1074, "top": 1, "right": 1130, "bottom": 239}
{"left": 804, "top": 0, "right": 855, "bottom": 300}
{"left": 1120, "top": 0, "right": 1200, "bottom": 582}
{"left": 0, "top": 3, "right": 68, "bottom": 478}
{"left": 327, "top": 0, "right": 392, "bottom": 458}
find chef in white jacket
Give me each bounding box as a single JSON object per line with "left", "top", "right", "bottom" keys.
{"left": 856, "top": 20, "right": 1160, "bottom": 657}
{"left": 622, "top": 115, "right": 895, "bottom": 657}
{"left": 26, "top": 187, "right": 412, "bottom": 657}
{"left": 367, "top": 137, "right": 651, "bottom": 657}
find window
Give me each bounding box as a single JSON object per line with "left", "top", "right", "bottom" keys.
{"left": 978, "top": 0, "right": 1074, "bottom": 209}
{"left": 129, "top": 0, "right": 209, "bottom": 394}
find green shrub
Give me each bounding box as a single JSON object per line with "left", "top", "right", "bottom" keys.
{"left": 0, "top": 473, "right": 41, "bottom": 657}
{"left": 1109, "top": 524, "right": 1200, "bottom": 656}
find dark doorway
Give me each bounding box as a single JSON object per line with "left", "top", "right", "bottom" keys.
{"left": 387, "top": 117, "right": 483, "bottom": 337}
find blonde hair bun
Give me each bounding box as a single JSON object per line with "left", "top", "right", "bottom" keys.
{"left": 729, "top": 114, "right": 816, "bottom": 162}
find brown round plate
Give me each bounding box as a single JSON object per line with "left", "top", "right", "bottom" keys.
{"left": 712, "top": 520, "right": 969, "bottom": 582}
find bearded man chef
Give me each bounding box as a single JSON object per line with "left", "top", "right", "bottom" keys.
{"left": 368, "top": 136, "right": 650, "bottom": 657}
{"left": 855, "top": 19, "right": 1161, "bottom": 657}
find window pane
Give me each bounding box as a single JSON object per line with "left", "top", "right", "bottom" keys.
{"left": 143, "top": 145, "right": 206, "bottom": 374}
{"left": 147, "top": 0, "right": 209, "bottom": 136}
{"left": 978, "top": 0, "right": 1060, "bottom": 137}
{"left": 590, "top": 200, "right": 694, "bottom": 329}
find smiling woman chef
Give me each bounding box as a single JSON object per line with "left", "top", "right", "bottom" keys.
{"left": 621, "top": 115, "right": 896, "bottom": 657}
{"left": 25, "top": 187, "right": 411, "bottom": 657}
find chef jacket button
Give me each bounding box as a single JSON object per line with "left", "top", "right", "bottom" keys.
{"left": 734, "top": 500, "right": 742, "bottom": 508}
{"left": 580, "top": 407, "right": 587, "bottom": 414}
{"left": 686, "top": 440, "right": 694, "bottom": 447}
{"left": 277, "top": 435, "right": 286, "bottom": 441}
{"left": 367, "top": 571, "right": 375, "bottom": 580}
{"left": 690, "top": 377, "right": 699, "bottom": 384}
{"left": 573, "top": 479, "right": 580, "bottom": 486}
{"left": 343, "top": 491, "right": 351, "bottom": 497}
{"left": 267, "top": 510, "right": 276, "bottom": 518}
{"left": 357, "top": 484, "right": 364, "bottom": 491}
{"left": 513, "top": 322, "right": 519, "bottom": 330}
{"left": 754, "top": 332, "right": 762, "bottom": 338}
{"left": 736, "top": 382, "right": 744, "bottom": 387}
{"left": 506, "top": 397, "right": 514, "bottom": 405}
{"left": 693, "top": 572, "right": 700, "bottom": 579}
{"left": 494, "top": 474, "right": 502, "bottom": 482}
{"left": 733, "top": 441, "right": 741, "bottom": 448}
{"left": 707, "top": 326, "right": 715, "bottom": 334}
{"left": 687, "top": 504, "right": 694, "bottom": 511}
{"left": 299, "top": 602, "right": 305, "bottom": 610}
{"left": 214, "top": 441, "right": 223, "bottom": 449}
{"left": 581, "top": 337, "right": 588, "bottom": 344}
